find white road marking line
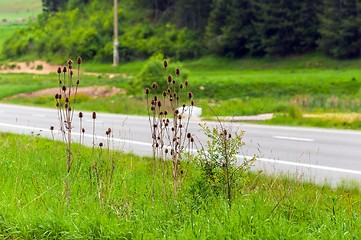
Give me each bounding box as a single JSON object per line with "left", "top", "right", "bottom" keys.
{"left": 273, "top": 135, "right": 315, "bottom": 142}
{"left": 1, "top": 122, "right": 360, "bottom": 176}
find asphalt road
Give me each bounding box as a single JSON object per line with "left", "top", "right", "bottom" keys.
{"left": 1, "top": 103, "right": 361, "bottom": 186}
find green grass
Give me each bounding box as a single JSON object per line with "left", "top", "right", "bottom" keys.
{"left": 0, "top": 0, "right": 42, "bottom": 23}
{"left": 0, "top": 132, "right": 360, "bottom": 238}
{"left": 2, "top": 55, "right": 361, "bottom": 129}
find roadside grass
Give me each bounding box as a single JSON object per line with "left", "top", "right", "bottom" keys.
{"left": 2, "top": 55, "right": 361, "bottom": 129}
{"left": 0, "top": 132, "right": 360, "bottom": 238}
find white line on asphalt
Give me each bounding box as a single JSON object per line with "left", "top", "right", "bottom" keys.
{"left": 1, "top": 122, "right": 361, "bottom": 176}
{"left": 273, "top": 135, "right": 315, "bottom": 142}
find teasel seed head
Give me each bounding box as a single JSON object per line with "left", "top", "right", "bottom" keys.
{"left": 76, "top": 79, "right": 80, "bottom": 85}
{"left": 185, "top": 80, "right": 189, "bottom": 86}
{"left": 188, "top": 92, "right": 193, "bottom": 99}
{"left": 151, "top": 106, "right": 155, "bottom": 111}
{"left": 145, "top": 88, "right": 150, "bottom": 95}
{"left": 82, "top": 128, "right": 85, "bottom": 133}
{"left": 175, "top": 109, "right": 179, "bottom": 115}
{"left": 57, "top": 67, "right": 62, "bottom": 74}
{"left": 107, "top": 127, "right": 111, "bottom": 134}
{"left": 178, "top": 115, "right": 182, "bottom": 120}
{"left": 163, "top": 91, "right": 167, "bottom": 97}
{"left": 55, "top": 93, "right": 59, "bottom": 100}
{"left": 151, "top": 82, "right": 158, "bottom": 89}
{"left": 56, "top": 102, "right": 60, "bottom": 107}
{"left": 164, "top": 111, "right": 168, "bottom": 115}
{"left": 228, "top": 133, "right": 232, "bottom": 138}
{"left": 163, "top": 59, "right": 168, "bottom": 69}
{"left": 70, "top": 70, "right": 73, "bottom": 76}
{"left": 187, "top": 133, "right": 191, "bottom": 139}
{"left": 191, "top": 137, "right": 194, "bottom": 143}
{"left": 172, "top": 80, "right": 176, "bottom": 84}
{"left": 79, "top": 112, "right": 83, "bottom": 118}
{"left": 50, "top": 126, "right": 54, "bottom": 131}
{"left": 191, "top": 100, "right": 194, "bottom": 106}
{"left": 65, "top": 97, "right": 69, "bottom": 103}
{"left": 64, "top": 103, "right": 68, "bottom": 109}
{"left": 182, "top": 104, "right": 186, "bottom": 108}
{"left": 106, "top": 130, "right": 110, "bottom": 136}
{"left": 68, "top": 59, "right": 73, "bottom": 66}
{"left": 62, "top": 85, "right": 66, "bottom": 92}
{"left": 63, "top": 66, "right": 67, "bottom": 73}
{"left": 77, "top": 56, "right": 82, "bottom": 65}
{"left": 92, "top": 112, "right": 96, "bottom": 119}
{"left": 59, "top": 80, "right": 62, "bottom": 85}
{"left": 175, "top": 68, "right": 180, "bottom": 76}
{"left": 179, "top": 124, "right": 183, "bottom": 128}
{"left": 154, "top": 96, "right": 158, "bottom": 101}
{"left": 157, "top": 101, "right": 161, "bottom": 107}
{"left": 179, "top": 83, "right": 183, "bottom": 89}
{"left": 99, "top": 142, "right": 103, "bottom": 147}
{"left": 165, "top": 149, "right": 168, "bottom": 154}
{"left": 168, "top": 75, "right": 172, "bottom": 83}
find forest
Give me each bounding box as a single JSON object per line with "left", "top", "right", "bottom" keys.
{"left": 3, "top": 0, "right": 361, "bottom": 62}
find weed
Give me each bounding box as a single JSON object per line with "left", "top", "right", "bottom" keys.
{"left": 146, "top": 59, "right": 195, "bottom": 197}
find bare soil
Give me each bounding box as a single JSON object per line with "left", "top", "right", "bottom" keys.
{"left": 1, "top": 61, "right": 127, "bottom": 98}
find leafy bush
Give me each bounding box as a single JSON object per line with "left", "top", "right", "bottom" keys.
{"left": 129, "top": 53, "right": 189, "bottom": 95}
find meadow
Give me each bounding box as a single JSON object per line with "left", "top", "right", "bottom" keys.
{"left": 0, "top": 132, "right": 360, "bottom": 238}
{"left": 2, "top": 54, "right": 361, "bottom": 129}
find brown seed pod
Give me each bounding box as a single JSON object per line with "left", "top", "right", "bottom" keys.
{"left": 187, "top": 133, "right": 191, "bottom": 139}
{"left": 82, "top": 128, "right": 85, "bottom": 133}
{"left": 163, "top": 59, "right": 168, "bottom": 69}
{"left": 145, "top": 88, "right": 150, "bottom": 94}
{"left": 151, "top": 82, "right": 158, "bottom": 89}
{"left": 190, "top": 137, "right": 194, "bottom": 143}
{"left": 188, "top": 92, "right": 193, "bottom": 99}
{"left": 185, "top": 80, "right": 189, "bottom": 86}
{"left": 92, "top": 112, "right": 96, "bottom": 119}
{"left": 55, "top": 94, "right": 59, "bottom": 100}
{"left": 164, "top": 111, "right": 168, "bottom": 115}
{"left": 57, "top": 67, "right": 62, "bottom": 74}
{"left": 99, "top": 142, "right": 103, "bottom": 147}
{"left": 179, "top": 83, "right": 183, "bottom": 89}
{"left": 163, "top": 91, "right": 167, "bottom": 97}
{"left": 50, "top": 126, "right": 54, "bottom": 131}
{"left": 191, "top": 100, "right": 194, "bottom": 106}
{"left": 175, "top": 68, "right": 180, "bottom": 76}
{"left": 76, "top": 79, "right": 80, "bottom": 85}
{"left": 63, "top": 66, "right": 67, "bottom": 73}
{"left": 158, "top": 101, "right": 161, "bottom": 107}
{"left": 168, "top": 75, "right": 172, "bottom": 83}
{"left": 79, "top": 112, "right": 83, "bottom": 118}
{"left": 68, "top": 59, "right": 73, "bottom": 66}
{"left": 108, "top": 128, "right": 112, "bottom": 133}
{"left": 70, "top": 70, "right": 73, "bottom": 76}
{"left": 77, "top": 56, "right": 82, "bottom": 65}
{"left": 62, "top": 86, "right": 66, "bottom": 92}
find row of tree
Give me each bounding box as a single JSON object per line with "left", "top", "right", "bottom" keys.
{"left": 5, "top": 0, "right": 361, "bottom": 60}
{"left": 131, "top": 0, "right": 361, "bottom": 59}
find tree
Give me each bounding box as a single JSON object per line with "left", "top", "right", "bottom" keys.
{"left": 42, "top": 0, "right": 68, "bottom": 12}
{"left": 318, "top": 0, "right": 361, "bottom": 58}
{"left": 221, "top": 0, "right": 256, "bottom": 57}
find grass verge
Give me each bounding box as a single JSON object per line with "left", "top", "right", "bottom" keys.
{"left": 0, "top": 132, "right": 360, "bottom": 238}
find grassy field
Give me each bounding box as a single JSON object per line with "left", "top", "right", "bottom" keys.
{"left": 2, "top": 55, "right": 361, "bottom": 129}
{"left": 0, "top": 132, "right": 360, "bottom": 238}
{"left": 0, "top": 0, "right": 42, "bottom": 23}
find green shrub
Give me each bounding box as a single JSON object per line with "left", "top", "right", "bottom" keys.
{"left": 129, "top": 53, "right": 189, "bottom": 95}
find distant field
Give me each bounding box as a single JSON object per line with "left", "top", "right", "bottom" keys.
{"left": 0, "top": 0, "right": 42, "bottom": 24}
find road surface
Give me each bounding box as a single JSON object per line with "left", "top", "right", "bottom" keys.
{"left": 0, "top": 103, "right": 361, "bottom": 186}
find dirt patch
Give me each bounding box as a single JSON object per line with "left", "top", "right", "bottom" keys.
{"left": 11, "top": 86, "right": 126, "bottom": 99}
{"left": 0, "top": 61, "right": 58, "bottom": 74}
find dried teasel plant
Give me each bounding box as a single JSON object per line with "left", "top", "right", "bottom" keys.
{"left": 146, "top": 59, "right": 195, "bottom": 196}
{"left": 54, "top": 56, "right": 82, "bottom": 201}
